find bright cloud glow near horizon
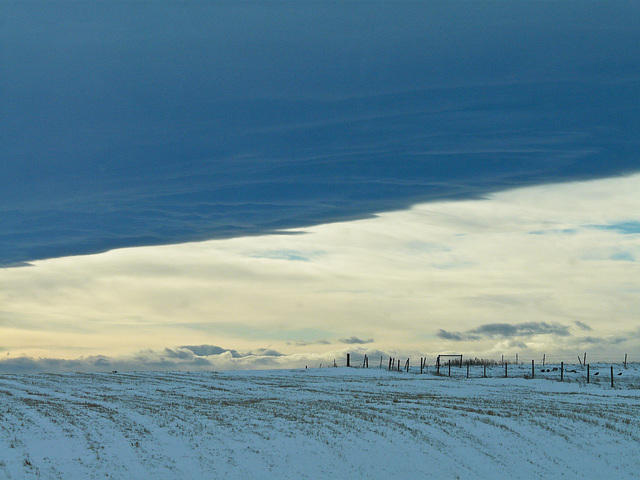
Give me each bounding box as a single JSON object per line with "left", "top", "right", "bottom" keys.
{"left": 2, "top": 0, "right": 640, "bottom": 372}
{"left": 2, "top": 174, "right": 640, "bottom": 372}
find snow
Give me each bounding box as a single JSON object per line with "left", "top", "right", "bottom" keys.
{"left": 1, "top": 365, "right": 639, "bottom": 479}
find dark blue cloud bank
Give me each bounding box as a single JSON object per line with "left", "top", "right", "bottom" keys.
{"left": 2, "top": 0, "right": 639, "bottom": 266}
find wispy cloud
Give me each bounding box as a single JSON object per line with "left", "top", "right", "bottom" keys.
{"left": 248, "top": 250, "right": 326, "bottom": 262}
{"left": 339, "top": 337, "right": 374, "bottom": 345}
{"left": 574, "top": 321, "right": 592, "bottom": 331}
{"left": 590, "top": 222, "right": 640, "bottom": 235}
{"left": 436, "top": 330, "right": 466, "bottom": 342}
{"left": 287, "top": 340, "right": 332, "bottom": 347}
{"left": 437, "top": 322, "right": 571, "bottom": 342}
{"left": 248, "top": 348, "right": 284, "bottom": 357}
{"left": 609, "top": 252, "right": 635, "bottom": 262}
{"left": 474, "top": 322, "right": 570, "bottom": 338}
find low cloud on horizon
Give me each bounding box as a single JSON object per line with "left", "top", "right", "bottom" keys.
{"left": 0, "top": 336, "right": 636, "bottom": 374}
{"left": 0, "top": 344, "right": 391, "bottom": 374}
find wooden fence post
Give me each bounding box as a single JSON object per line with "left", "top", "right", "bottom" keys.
{"left": 587, "top": 364, "right": 590, "bottom": 383}
{"left": 483, "top": 364, "right": 487, "bottom": 378}
{"left": 505, "top": 362, "right": 508, "bottom": 378}
{"left": 560, "top": 361, "right": 564, "bottom": 381}
{"left": 466, "top": 363, "right": 469, "bottom": 378}
{"left": 347, "top": 354, "right": 350, "bottom": 367}
{"left": 611, "top": 366, "right": 614, "bottom": 388}
{"left": 532, "top": 360, "right": 535, "bottom": 379}
{"left": 448, "top": 360, "right": 451, "bottom": 377}
{"left": 624, "top": 354, "right": 628, "bottom": 368}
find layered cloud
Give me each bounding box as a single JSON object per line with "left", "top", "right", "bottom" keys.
{"left": 1, "top": 174, "right": 639, "bottom": 370}
{"left": 3, "top": 1, "right": 640, "bottom": 267}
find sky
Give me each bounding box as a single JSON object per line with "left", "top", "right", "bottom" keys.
{"left": 1, "top": 0, "right": 640, "bottom": 372}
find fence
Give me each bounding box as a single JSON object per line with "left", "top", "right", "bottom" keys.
{"left": 327, "top": 353, "right": 637, "bottom": 389}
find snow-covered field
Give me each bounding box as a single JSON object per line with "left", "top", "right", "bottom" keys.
{"left": 1, "top": 365, "right": 639, "bottom": 479}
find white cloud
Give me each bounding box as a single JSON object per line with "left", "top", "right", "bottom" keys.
{"left": 1, "top": 174, "right": 639, "bottom": 368}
